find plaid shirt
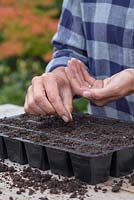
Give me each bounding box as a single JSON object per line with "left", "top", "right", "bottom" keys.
{"left": 46, "top": 0, "right": 134, "bottom": 121}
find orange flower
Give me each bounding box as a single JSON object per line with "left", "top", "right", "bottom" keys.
{"left": 42, "top": 52, "right": 52, "bottom": 63}
{"left": 0, "top": 41, "right": 23, "bottom": 59}
{"left": 0, "top": 0, "right": 59, "bottom": 59}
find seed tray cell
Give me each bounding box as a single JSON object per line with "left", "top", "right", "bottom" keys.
{"left": 4, "top": 136, "right": 27, "bottom": 164}
{"left": 0, "top": 136, "right": 7, "bottom": 159}
{"left": 70, "top": 152, "right": 112, "bottom": 184}
{"left": 0, "top": 113, "right": 134, "bottom": 184}
{"left": 46, "top": 147, "right": 74, "bottom": 177}
{"left": 110, "top": 146, "right": 134, "bottom": 177}
{"left": 24, "top": 141, "right": 49, "bottom": 170}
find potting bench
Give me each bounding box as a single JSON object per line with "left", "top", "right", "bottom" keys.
{"left": 0, "top": 104, "right": 133, "bottom": 200}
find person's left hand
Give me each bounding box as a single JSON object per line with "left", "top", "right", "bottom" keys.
{"left": 83, "top": 69, "right": 134, "bottom": 106}
{"left": 65, "top": 58, "right": 96, "bottom": 96}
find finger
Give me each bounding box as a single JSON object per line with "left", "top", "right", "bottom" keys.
{"left": 65, "top": 62, "right": 82, "bottom": 87}
{"left": 68, "top": 60, "right": 83, "bottom": 87}
{"left": 32, "top": 76, "right": 55, "bottom": 115}
{"left": 78, "top": 60, "right": 95, "bottom": 86}
{"left": 61, "top": 85, "right": 73, "bottom": 120}
{"left": 24, "top": 95, "right": 36, "bottom": 115}
{"left": 65, "top": 67, "right": 84, "bottom": 96}
{"left": 70, "top": 58, "right": 86, "bottom": 85}
{"left": 83, "top": 86, "right": 119, "bottom": 101}
{"left": 44, "top": 73, "right": 71, "bottom": 122}
{"left": 25, "top": 86, "right": 43, "bottom": 115}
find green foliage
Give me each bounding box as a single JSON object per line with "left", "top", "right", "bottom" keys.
{"left": 0, "top": 33, "right": 4, "bottom": 43}
{"left": 73, "top": 98, "right": 88, "bottom": 113}
{"left": 0, "top": 58, "right": 44, "bottom": 105}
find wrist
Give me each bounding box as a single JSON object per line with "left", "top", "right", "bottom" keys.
{"left": 125, "top": 69, "right": 134, "bottom": 93}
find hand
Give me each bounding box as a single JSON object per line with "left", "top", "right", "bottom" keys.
{"left": 65, "top": 58, "right": 96, "bottom": 96}
{"left": 24, "top": 67, "right": 73, "bottom": 122}
{"left": 83, "top": 69, "right": 134, "bottom": 106}
{"left": 65, "top": 58, "right": 104, "bottom": 96}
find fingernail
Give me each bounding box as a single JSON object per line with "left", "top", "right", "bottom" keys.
{"left": 62, "top": 115, "right": 69, "bottom": 122}
{"left": 69, "top": 113, "right": 73, "bottom": 121}
{"left": 71, "top": 58, "right": 76, "bottom": 61}
{"left": 83, "top": 91, "right": 91, "bottom": 98}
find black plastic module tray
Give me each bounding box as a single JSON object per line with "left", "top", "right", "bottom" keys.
{"left": 0, "top": 113, "right": 134, "bottom": 185}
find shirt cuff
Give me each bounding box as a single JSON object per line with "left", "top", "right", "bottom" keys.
{"left": 45, "top": 56, "right": 72, "bottom": 72}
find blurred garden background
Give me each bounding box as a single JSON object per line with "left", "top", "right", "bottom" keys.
{"left": 0, "top": 0, "right": 87, "bottom": 112}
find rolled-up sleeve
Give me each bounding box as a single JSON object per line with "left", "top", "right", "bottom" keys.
{"left": 46, "top": 0, "right": 88, "bottom": 72}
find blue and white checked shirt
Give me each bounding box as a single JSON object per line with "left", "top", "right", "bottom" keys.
{"left": 46, "top": 0, "right": 134, "bottom": 121}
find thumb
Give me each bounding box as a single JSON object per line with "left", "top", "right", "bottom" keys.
{"left": 83, "top": 86, "right": 114, "bottom": 100}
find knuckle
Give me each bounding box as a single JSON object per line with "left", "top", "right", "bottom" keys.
{"left": 42, "top": 72, "right": 50, "bottom": 77}
{"left": 32, "top": 76, "right": 40, "bottom": 84}
{"left": 42, "top": 73, "right": 56, "bottom": 84}
{"left": 29, "top": 99, "right": 35, "bottom": 109}
{"left": 27, "top": 85, "right": 32, "bottom": 93}
{"left": 24, "top": 103, "right": 31, "bottom": 113}
{"left": 41, "top": 73, "right": 47, "bottom": 80}
{"left": 46, "top": 109, "right": 55, "bottom": 115}
{"left": 34, "top": 94, "right": 42, "bottom": 104}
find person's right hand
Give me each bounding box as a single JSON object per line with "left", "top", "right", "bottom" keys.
{"left": 24, "top": 67, "right": 73, "bottom": 122}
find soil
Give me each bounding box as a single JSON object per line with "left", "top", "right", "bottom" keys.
{"left": 0, "top": 161, "right": 88, "bottom": 199}
{"left": 111, "top": 176, "right": 134, "bottom": 193}
{"left": 0, "top": 128, "right": 82, "bottom": 151}
{"left": 0, "top": 128, "right": 119, "bottom": 155}
{"left": 9, "top": 197, "right": 13, "bottom": 200}
{"left": 128, "top": 173, "right": 134, "bottom": 186}
{"left": 0, "top": 162, "right": 16, "bottom": 173}
{"left": 0, "top": 113, "right": 134, "bottom": 155}
{"left": 0, "top": 126, "right": 13, "bottom": 133}
{"left": 0, "top": 160, "right": 134, "bottom": 197}
{"left": 79, "top": 144, "right": 105, "bottom": 154}
{"left": 111, "top": 180, "right": 123, "bottom": 192}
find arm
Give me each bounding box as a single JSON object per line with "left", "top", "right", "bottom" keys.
{"left": 24, "top": 0, "right": 88, "bottom": 121}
